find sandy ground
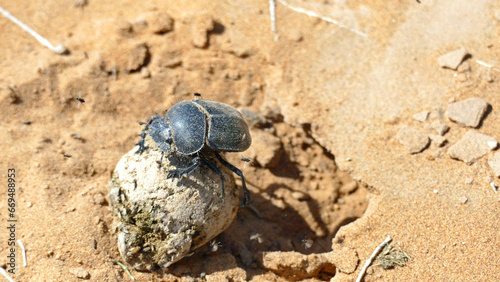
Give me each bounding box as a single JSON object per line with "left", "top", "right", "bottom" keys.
{"left": 0, "top": 0, "right": 499, "bottom": 281}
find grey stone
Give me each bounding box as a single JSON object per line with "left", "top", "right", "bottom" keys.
{"left": 447, "top": 130, "right": 497, "bottom": 164}
{"left": 396, "top": 126, "right": 430, "bottom": 154}
{"left": 413, "top": 111, "right": 429, "bottom": 122}
{"left": 437, "top": 48, "right": 469, "bottom": 70}
{"left": 446, "top": 97, "right": 489, "bottom": 128}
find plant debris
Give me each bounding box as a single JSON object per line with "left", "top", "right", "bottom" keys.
{"left": 376, "top": 244, "right": 411, "bottom": 269}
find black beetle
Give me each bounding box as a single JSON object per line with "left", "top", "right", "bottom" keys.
{"left": 136, "top": 95, "right": 252, "bottom": 206}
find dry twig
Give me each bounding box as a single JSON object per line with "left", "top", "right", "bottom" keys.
{"left": 0, "top": 5, "right": 67, "bottom": 54}
{"left": 17, "top": 240, "right": 27, "bottom": 267}
{"left": 270, "top": 0, "right": 368, "bottom": 38}
{"left": 0, "top": 267, "right": 15, "bottom": 282}
{"left": 356, "top": 236, "right": 392, "bottom": 282}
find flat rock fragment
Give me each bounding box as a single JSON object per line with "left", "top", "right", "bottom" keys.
{"left": 413, "top": 111, "right": 429, "bottom": 122}
{"left": 447, "top": 130, "right": 497, "bottom": 164}
{"left": 446, "top": 97, "right": 489, "bottom": 128}
{"left": 437, "top": 48, "right": 469, "bottom": 70}
{"left": 260, "top": 251, "right": 337, "bottom": 280}
{"left": 488, "top": 151, "right": 500, "bottom": 177}
{"left": 396, "top": 126, "right": 430, "bottom": 154}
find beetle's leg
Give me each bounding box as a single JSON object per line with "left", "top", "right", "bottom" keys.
{"left": 199, "top": 154, "right": 225, "bottom": 202}
{"left": 135, "top": 131, "right": 148, "bottom": 154}
{"left": 214, "top": 152, "right": 250, "bottom": 207}
{"left": 135, "top": 120, "right": 152, "bottom": 154}
{"left": 167, "top": 155, "right": 201, "bottom": 179}
{"left": 156, "top": 151, "right": 165, "bottom": 169}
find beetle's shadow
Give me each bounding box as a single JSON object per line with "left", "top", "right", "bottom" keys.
{"left": 267, "top": 152, "right": 303, "bottom": 181}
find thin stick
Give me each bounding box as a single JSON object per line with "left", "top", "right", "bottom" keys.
{"left": 0, "top": 5, "right": 67, "bottom": 54}
{"left": 0, "top": 267, "right": 15, "bottom": 282}
{"left": 113, "top": 260, "right": 135, "bottom": 280}
{"left": 276, "top": 0, "right": 368, "bottom": 37}
{"left": 356, "top": 236, "right": 392, "bottom": 282}
{"left": 475, "top": 60, "right": 500, "bottom": 72}
{"left": 476, "top": 60, "right": 493, "bottom": 68}
{"left": 269, "top": 0, "right": 278, "bottom": 41}
{"left": 17, "top": 240, "right": 27, "bottom": 267}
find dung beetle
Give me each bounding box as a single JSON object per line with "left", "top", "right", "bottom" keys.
{"left": 136, "top": 95, "right": 252, "bottom": 206}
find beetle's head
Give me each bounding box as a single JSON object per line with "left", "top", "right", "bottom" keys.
{"left": 148, "top": 115, "right": 173, "bottom": 153}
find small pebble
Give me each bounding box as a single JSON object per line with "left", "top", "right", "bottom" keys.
{"left": 396, "top": 126, "right": 430, "bottom": 154}
{"left": 433, "top": 189, "right": 439, "bottom": 194}
{"left": 291, "top": 191, "right": 310, "bottom": 201}
{"left": 191, "top": 13, "right": 214, "bottom": 48}
{"left": 26, "top": 202, "right": 32, "bottom": 208}
{"left": 437, "top": 48, "right": 469, "bottom": 70}
{"left": 146, "top": 11, "right": 174, "bottom": 34}
{"left": 340, "top": 181, "right": 358, "bottom": 194}
{"left": 459, "top": 196, "right": 468, "bottom": 204}
{"left": 428, "top": 120, "right": 450, "bottom": 136}
{"left": 488, "top": 151, "right": 500, "bottom": 177}
{"left": 448, "top": 130, "right": 498, "bottom": 164}
{"left": 429, "top": 134, "right": 447, "bottom": 147}
{"left": 413, "top": 111, "right": 429, "bottom": 122}
{"left": 69, "top": 267, "right": 90, "bottom": 279}
{"left": 487, "top": 141, "right": 498, "bottom": 149}
{"left": 93, "top": 193, "right": 107, "bottom": 206}
{"left": 465, "top": 177, "right": 474, "bottom": 184}
{"left": 446, "top": 97, "right": 489, "bottom": 128}
{"left": 140, "top": 67, "right": 151, "bottom": 78}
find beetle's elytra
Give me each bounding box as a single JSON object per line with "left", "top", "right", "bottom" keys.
{"left": 136, "top": 95, "right": 252, "bottom": 206}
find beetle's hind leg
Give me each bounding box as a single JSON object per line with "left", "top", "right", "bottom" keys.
{"left": 214, "top": 152, "right": 250, "bottom": 207}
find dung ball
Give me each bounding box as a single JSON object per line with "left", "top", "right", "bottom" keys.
{"left": 109, "top": 135, "right": 240, "bottom": 270}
